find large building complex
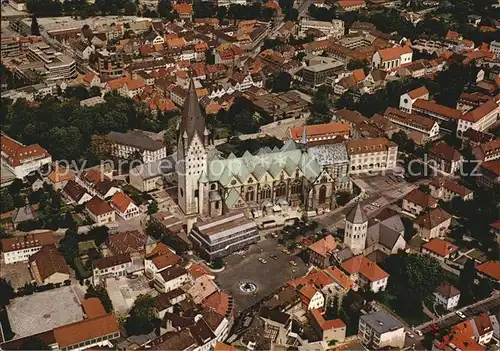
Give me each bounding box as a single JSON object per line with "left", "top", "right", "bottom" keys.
{"left": 189, "top": 211, "right": 259, "bottom": 260}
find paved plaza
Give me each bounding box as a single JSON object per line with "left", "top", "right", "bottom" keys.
{"left": 7, "top": 286, "right": 84, "bottom": 338}
{"left": 215, "top": 238, "right": 308, "bottom": 314}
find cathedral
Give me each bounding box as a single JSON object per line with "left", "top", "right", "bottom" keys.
{"left": 177, "top": 80, "right": 351, "bottom": 230}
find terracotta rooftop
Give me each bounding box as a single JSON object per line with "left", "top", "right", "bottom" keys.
{"left": 308, "top": 235, "right": 337, "bottom": 258}
{"left": 341, "top": 255, "right": 389, "bottom": 282}
{"left": 404, "top": 189, "right": 438, "bottom": 208}
{"left": 413, "top": 99, "right": 463, "bottom": 120}
{"left": 378, "top": 46, "right": 412, "bottom": 61}
{"left": 415, "top": 207, "right": 451, "bottom": 230}
{"left": 1, "top": 230, "right": 55, "bottom": 253}
{"left": 436, "top": 282, "right": 460, "bottom": 298}
{"left": 346, "top": 137, "right": 394, "bottom": 155}
{"left": 85, "top": 196, "right": 114, "bottom": 216}
{"left": 460, "top": 99, "right": 499, "bottom": 123}
{"left": 107, "top": 230, "right": 146, "bottom": 255}
{"left": 288, "top": 123, "right": 350, "bottom": 141}
{"left": 480, "top": 159, "right": 500, "bottom": 176}
{"left": 29, "top": 246, "right": 69, "bottom": 282}
{"left": 93, "top": 253, "right": 131, "bottom": 270}
{"left": 429, "top": 178, "right": 473, "bottom": 197}
{"left": 53, "top": 314, "right": 119, "bottom": 348}
{"left": 422, "top": 238, "right": 458, "bottom": 257}
{"left": 325, "top": 266, "right": 353, "bottom": 290}
{"left": 81, "top": 298, "right": 107, "bottom": 318}
{"left": 407, "top": 86, "right": 429, "bottom": 100}
{"left": 310, "top": 308, "right": 346, "bottom": 331}
{"left": 430, "top": 142, "right": 463, "bottom": 162}
{"left": 476, "top": 260, "right": 500, "bottom": 281}
{"left": 1, "top": 132, "right": 51, "bottom": 167}
{"left": 110, "top": 191, "right": 134, "bottom": 214}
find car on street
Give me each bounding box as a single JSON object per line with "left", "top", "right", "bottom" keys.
{"left": 270, "top": 254, "right": 278, "bottom": 260}
{"left": 430, "top": 323, "right": 439, "bottom": 331}
{"left": 456, "top": 311, "right": 466, "bottom": 319}
{"left": 289, "top": 260, "right": 297, "bottom": 266}
{"left": 415, "top": 330, "right": 423, "bottom": 337}
{"left": 406, "top": 331, "right": 415, "bottom": 338}
{"left": 283, "top": 249, "right": 291, "bottom": 255}
{"left": 271, "top": 232, "right": 278, "bottom": 238}
{"left": 258, "top": 258, "right": 267, "bottom": 264}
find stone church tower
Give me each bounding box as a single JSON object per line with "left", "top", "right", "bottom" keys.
{"left": 177, "top": 79, "right": 209, "bottom": 232}
{"left": 344, "top": 203, "right": 368, "bottom": 255}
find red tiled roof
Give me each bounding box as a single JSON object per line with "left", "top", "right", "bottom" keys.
{"left": 188, "top": 263, "right": 211, "bottom": 279}
{"left": 404, "top": 189, "right": 438, "bottom": 208}
{"left": 289, "top": 123, "right": 350, "bottom": 141}
{"left": 460, "top": 100, "right": 499, "bottom": 123}
{"left": 110, "top": 191, "right": 133, "bottom": 213}
{"left": 378, "top": 46, "right": 412, "bottom": 61}
{"left": 29, "top": 246, "right": 69, "bottom": 282}
{"left": 310, "top": 308, "right": 346, "bottom": 331}
{"left": 430, "top": 142, "right": 463, "bottom": 162}
{"left": 308, "top": 235, "right": 337, "bottom": 258}
{"left": 413, "top": 99, "right": 462, "bottom": 120}
{"left": 476, "top": 260, "right": 500, "bottom": 281}
{"left": 81, "top": 298, "right": 107, "bottom": 318}
{"left": 407, "top": 86, "right": 429, "bottom": 99}
{"left": 1, "top": 132, "right": 50, "bottom": 167}
{"left": 436, "top": 282, "right": 460, "bottom": 298}
{"left": 337, "top": 0, "right": 365, "bottom": 8}
{"left": 85, "top": 196, "right": 114, "bottom": 216}
{"left": 422, "top": 238, "right": 458, "bottom": 257}
{"left": 53, "top": 314, "right": 119, "bottom": 348}
{"left": 325, "top": 266, "right": 353, "bottom": 290}
{"left": 341, "top": 255, "right": 389, "bottom": 282}
{"left": 480, "top": 159, "right": 500, "bottom": 176}
{"left": 415, "top": 207, "right": 451, "bottom": 229}
{"left": 1, "top": 231, "right": 55, "bottom": 253}
{"left": 202, "top": 290, "right": 231, "bottom": 317}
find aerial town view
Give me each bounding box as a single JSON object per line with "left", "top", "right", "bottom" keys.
{"left": 0, "top": 0, "right": 499, "bottom": 349}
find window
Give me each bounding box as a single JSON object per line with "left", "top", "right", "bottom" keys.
{"left": 215, "top": 201, "right": 219, "bottom": 209}
{"left": 194, "top": 189, "right": 199, "bottom": 198}
{"left": 260, "top": 185, "right": 271, "bottom": 199}
{"left": 319, "top": 185, "right": 327, "bottom": 203}
{"left": 275, "top": 182, "right": 286, "bottom": 197}
{"left": 291, "top": 180, "right": 301, "bottom": 195}
{"left": 210, "top": 183, "right": 216, "bottom": 190}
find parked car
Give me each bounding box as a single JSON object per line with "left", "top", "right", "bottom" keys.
{"left": 430, "top": 323, "right": 439, "bottom": 331}
{"left": 283, "top": 249, "right": 291, "bottom": 255}
{"left": 456, "top": 311, "right": 466, "bottom": 319}
{"left": 289, "top": 260, "right": 297, "bottom": 266}
{"left": 258, "top": 258, "right": 267, "bottom": 264}
{"left": 270, "top": 254, "right": 278, "bottom": 260}
{"left": 415, "top": 330, "right": 423, "bottom": 337}
{"left": 406, "top": 331, "right": 415, "bottom": 338}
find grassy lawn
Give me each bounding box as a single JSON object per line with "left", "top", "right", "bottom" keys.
{"left": 72, "top": 214, "right": 84, "bottom": 226}
{"left": 468, "top": 249, "right": 487, "bottom": 261}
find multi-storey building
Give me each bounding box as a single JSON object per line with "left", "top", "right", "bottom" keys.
{"left": 189, "top": 211, "right": 259, "bottom": 261}
{"left": 302, "top": 57, "right": 344, "bottom": 87}
{"left": 22, "top": 42, "right": 76, "bottom": 81}
{"left": 428, "top": 142, "right": 463, "bottom": 174}
{"left": 456, "top": 99, "right": 499, "bottom": 137}
{"left": 434, "top": 283, "right": 460, "bottom": 311}
{"left": 384, "top": 107, "right": 439, "bottom": 139}
{"left": 92, "top": 253, "right": 132, "bottom": 285}
{"left": 106, "top": 131, "right": 166, "bottom": 163}
{"left": 94, "top": 49, "right": 124, "bottom": 78}
{"left": 1, "top": 132, "right": 52, "bottom": 179}
{"left": 341, "top": 255, "right": 389, "bottom": 293}
{"left": 1, "top": 231, "right": 55, "bottom": 264}
{"left": 372, "top": 46, "right": 413, "bottom": 70}
{"left": 399, "top": 86, "right": 430, "bottom": 113}
{"left": 299, "top": 19, "right": 345, "bottom": 39}
{"left": 358, "top": 311, "right": 405, "bottom": 349}
{"left": 346, "top": 138, "right": 398, "bottom": 174}
{"left": 286, "top": 123, "right": 350, "bottom": 145}
{"left": 476, "top": 159, "right": 500, "bottom": 191}
{"left": 85, "top": 196, "right": 116, "bottom": 226}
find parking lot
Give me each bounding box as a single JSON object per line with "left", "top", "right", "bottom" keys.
{"left": 1, "top": 261, "right": 33, "bottom": 289}
{"left": 215, "top": 238, "right": 309, "bottom": 314}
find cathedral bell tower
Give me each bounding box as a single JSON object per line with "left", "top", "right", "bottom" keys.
{"left": 177, "top": 79, "right": 209, "bottom": 232}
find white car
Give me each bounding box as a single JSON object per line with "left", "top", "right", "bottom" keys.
{"left": 456, "top": 311, "right": 466, "bottom": 319}
{"left": 414, "top": 330, "right": 423, "bottom": 337}
{"left": 258, "top": 258, "right": 267, "bottom": 264}
{"left": 406, "top": 331, "right": 415, "bottom": 338}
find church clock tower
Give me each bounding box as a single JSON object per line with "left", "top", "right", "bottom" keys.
{"left": 177, "top": 79, "right": 209, "bottom": 231}
{"left": 343, "top": 203, "right": 368, "bottom": 255}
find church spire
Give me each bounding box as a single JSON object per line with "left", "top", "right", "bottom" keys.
{"left": 179, "top": 79, "right": 206, "bottom": 145}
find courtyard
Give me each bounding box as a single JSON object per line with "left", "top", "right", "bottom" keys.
{"left": 105, "top": 274, "right": 155, "bottom": 315}
{"left": 7, "top": 286, "right": 84, "bottom": 338}
{"left": 214, "top": 238, "right": 309, "bottom": 314}
{"left": 1, "top": 261, "right": 33, "bottom": 289}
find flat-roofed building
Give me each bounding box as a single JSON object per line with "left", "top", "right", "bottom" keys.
{"left": 20, "top": 42, "right": 76, "bottom": 81}
{"left": 189, "top": 211, "right": 259, "bottom": 261}
{"left": 299, "top": 19, "right": 345, "bottom": 39}
{"left": 346, "top": 137, "right": 398, "bottom": 174}
{"left": 358, "top": 311, "right": 405, "bottom": 349}
{"left": 302, "top": 57, "right": 345, "bottom": 87}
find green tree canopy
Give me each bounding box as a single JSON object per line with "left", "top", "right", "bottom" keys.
{"left": 85, "top": 285, "right": 113, "bottom": 313}
{"left": 0, "top": 278, "right": 15, "bottom": 306}
{"left": 125, "top": 294, "right": 156, "bottom": 335}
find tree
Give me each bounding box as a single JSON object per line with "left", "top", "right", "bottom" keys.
{"left": 336, "top": 191, "right": 351, "bottom": 206}
{"left": 158, "top": 0, "right": 173, "bottom": 18}
{"left": 145, "top": 220, "right": 164, "bottom": 241}
{"left": 125, "top": 294, "right": 156, "bottom": 335}
{"left": 0, "top": 188, "right": 15, "bottom": 212}
{"left": 85, "top": 285, "right": 113, "bottom": 312}
{"left": 458, "top": 258, "right": 476, "bottom": 305}
{"left": 418, "top": 184, "right": 431, "bottom": 194}
{"left": 20, "top": 337, "right": 50, "bottom": 350}
{"left": 147, "top": 200, "right": 159, "bottom": 215}
{"left": 31, "top": 15, "right": 40, "bottom": 36}
{"left": 308, "top": 86, "right": 332, "bottom": 124}
{"left": 346, "top": 60, "right": 368, "bottom": 70}
{"left": 124, "top": 1, "right": 137, "bottom": 15}
{"left": 267, "top": 72, "right": 292, "bottom": 93}
{"left": 0, "top": 278, "right": 15, "bottom": 306}
{"left": 382, "top": 253, "right": 444, "bottom": 319}
{"left": 401, "top": 217, "right": 415, "bottom": 242}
